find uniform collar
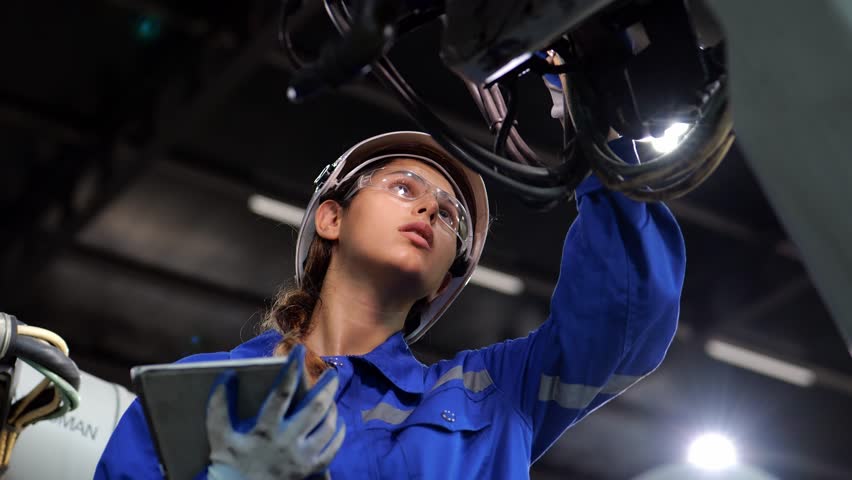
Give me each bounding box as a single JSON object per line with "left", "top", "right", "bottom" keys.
{"left": 230, "top": 330, "right": 281, "bottom": 359}
{"left": 350, "top": 331, "right": 426, "bottom": 395}
{"left": 231, "top": 330, "right": 426, "bottom": 394}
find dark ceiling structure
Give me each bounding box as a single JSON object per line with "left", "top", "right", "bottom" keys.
{"left": 1, "top": 1, "right": 851, "bottom": 479}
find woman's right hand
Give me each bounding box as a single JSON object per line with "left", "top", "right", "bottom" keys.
{"left": 203, "top": 345, "right": 345, "bottom": 480}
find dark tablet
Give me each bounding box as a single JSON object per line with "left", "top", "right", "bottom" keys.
{"left": 131, "top": 355, "right": 304, "bottom": 480}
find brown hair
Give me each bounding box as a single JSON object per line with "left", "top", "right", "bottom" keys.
{"left": 260, "top": 159, "right": 433, "bottom": 383}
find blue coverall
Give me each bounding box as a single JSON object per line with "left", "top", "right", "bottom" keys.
{"left": 95, "top": 140, "right": 686, "bottom": 479}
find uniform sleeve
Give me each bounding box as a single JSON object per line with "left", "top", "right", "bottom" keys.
{"left": 94, "top": 399, "right": 164, "bottom": 480}
{"left": 95, "top": 352, "right": 230, "bottom": 480}
{"left": 477, "top": 166, "right": 686, "bottom": 461}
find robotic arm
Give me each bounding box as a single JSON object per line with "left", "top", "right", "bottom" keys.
{"left": 0, "top": 313, "right": 135, "bottom": 480}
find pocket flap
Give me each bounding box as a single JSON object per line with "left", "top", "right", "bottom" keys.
{"left": 362, "top": 386, "right": 493, "bottom": 432}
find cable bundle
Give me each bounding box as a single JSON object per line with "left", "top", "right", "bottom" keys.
{"left": 0, "top": 313, "right": 81, "bottom": 471}
{"left": 462, "top": 80, "right": 541, "bottom": 167}
{"left": 556, "top": 53, "right": 734, "bottom": 201}
{"left": 322, "top": 0, "right": 590, "bottom": 209}
{"left": 280, "top": 0, "right": 732, "bottom": 205}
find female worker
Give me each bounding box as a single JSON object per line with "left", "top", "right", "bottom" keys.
{"left": 95, "top": 130, "right": 685, "bottom": 479}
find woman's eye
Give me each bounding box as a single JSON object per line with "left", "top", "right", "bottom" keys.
{"left": 391, "top": 182, "right": 412, "bottom": 196}
{"left": 439, "top": 209, "right": 455, "bottom": 225}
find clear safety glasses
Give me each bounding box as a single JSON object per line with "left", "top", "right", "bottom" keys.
{"left": 344, "top": 168, "right": 471, "bottom": 253}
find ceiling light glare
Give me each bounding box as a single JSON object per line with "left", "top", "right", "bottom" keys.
{"left": 470, "top": 266, "right": 524, "bottom": 295}
{"left": 651, "top": 122, "right": 691, "bottom": 153}
{"left": 705, "top": 339, "right": 817, "bottom": 387}
{"left": 248, "top": 194, "right": 305, "bottom": 227}
{"left": 687, "top": 433, "right": 737, "bottom": 471}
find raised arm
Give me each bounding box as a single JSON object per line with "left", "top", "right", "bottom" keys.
{"left": 478, "top": 140, "right": 686, "bottom": 460}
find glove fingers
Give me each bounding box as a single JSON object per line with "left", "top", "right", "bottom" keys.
{"left": 256, "top": 347, "right": 304, "bottom": 428}
{"left": 292, "top": 366, "right": 338, "bottom": 411}
{"left": 303, "top": 401, "right": 338, "bottom": 452}
{"left": 289, "top": 371, "right": 338, "bottom": 435}
{"left": 206, "top": 371, "right": 237, "bottom": 436}
{"left": 313, "top": 421, "right": 346, "bottom": 472}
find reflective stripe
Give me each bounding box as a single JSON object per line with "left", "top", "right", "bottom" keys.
{"left": 431, "top": 366, "right": 493, "bottom": 393}
{"left": 361, "top": 402, "right": 413, "bottom": 425}
{"left": 538, "top": 373, "right": 643, "bottom": 410}
{"left": 432, "top": 366, "right": 463, "bottom": 390}
{"left": 537, "top": 376, "right": 600, "bottom": 410}
{"left": 463, "top": 370, "right": 493, "bottom": 393}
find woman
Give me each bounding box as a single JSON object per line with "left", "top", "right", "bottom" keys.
{"left": 95, "top": 131, "right": 685, "bottom": 479}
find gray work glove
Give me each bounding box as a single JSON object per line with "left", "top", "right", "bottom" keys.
{"left": 204, "top": 345, "right": 345, "bottom": 480}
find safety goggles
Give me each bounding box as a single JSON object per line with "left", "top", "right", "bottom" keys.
{"left": 343, "top": 167, "right": 471, "bottom": 255}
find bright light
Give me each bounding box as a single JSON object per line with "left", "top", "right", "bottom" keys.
{"left": 485, "top": 53, "right": 533, "bottom": 84}
{"left": 248, "top": 194, "right": 305, "bottom": 227}
{"left": 665, "top": 122, "right": 690, "bottom": 137}
{"left": 705, "top": 339, "right": 817, "bottom": 387}
{"left": 470, "top": 266, "right": 524, "bottom": 295}
{"left": 688, "top": 433, "right": 737, "bottom": 470}
{"left": 650, "top": 122, "right": 691, "bottom": 153}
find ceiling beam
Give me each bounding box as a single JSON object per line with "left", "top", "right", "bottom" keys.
{"left": 0, "top": 17, "right": 290, "bottom": 302}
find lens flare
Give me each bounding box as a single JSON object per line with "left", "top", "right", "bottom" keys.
{"left": 651, "top": 122, "right": 691, "bottom": 153}
{"left": 687, "top": 433, "right": 737, "bottom": 470}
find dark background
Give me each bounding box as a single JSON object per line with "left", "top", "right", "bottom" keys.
{"left": 1, "top": 1, "right": 850, "bottom": 478}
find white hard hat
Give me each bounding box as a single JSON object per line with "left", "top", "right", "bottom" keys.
{"left": 296, "top": 131, "right": 489, "bottom": 343}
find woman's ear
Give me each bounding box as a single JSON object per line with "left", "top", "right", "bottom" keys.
{"left": 315, "top": 200, "right": 343, "bottom": 241}
{"left": 428, "top": 272, "right": 454, "bottom": 301}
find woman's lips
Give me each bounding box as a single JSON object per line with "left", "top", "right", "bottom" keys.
{"left": 399, "top": 222, "right": 434, "bottom": 250}
{"left": 399, "top": 231, "right": 432, "bottom": 250}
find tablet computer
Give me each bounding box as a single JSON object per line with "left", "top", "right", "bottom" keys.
{"left": 131, "top": 355, "right": 305, "bottom": 480}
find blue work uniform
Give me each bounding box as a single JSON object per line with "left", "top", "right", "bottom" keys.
{"left": 95, "top": 140, "right": 686, "bottom": 479}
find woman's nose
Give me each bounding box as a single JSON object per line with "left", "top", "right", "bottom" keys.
{"left": 415, "top": 196, "right": 439, "bottom": 224}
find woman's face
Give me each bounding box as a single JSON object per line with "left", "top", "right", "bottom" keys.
{"left": 332, "top": 157, "right": 459, "bottom": 299}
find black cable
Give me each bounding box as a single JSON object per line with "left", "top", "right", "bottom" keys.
{"left": 278, "top": 0, "right": 307, "bottom": 69}
{"left": 324, "top": 0, "right": 570, "bottom": 192}
{"left": 373, "top": 59, "right": 571, "bottom": 200}
{"left": 618, "top": 134, "right": 733, "bottom": 201}
{"left": 466, "top": 81, "right": 538, "bottom": 166}
{"left": 376, "top": 52, "right": 566, "bottom": 186}
{"left": 381, "top": 70, "right": 569, "bottom": 199}
{"left": 10, "top": 336, "right": 81, "bottom": 390}
{"left": 593, "top": 104, "right": 730, "bottom": 190}
{"left": 489, "top": 83, "right": 543, "bottom": 166}
{"left": 564, "top": 67, "right": 732, "bottom": 198}
{"left": 0, "top": 313, "right": 17, "bottom": 361}
{"left": 591, "top": 86, "right": 729, "bottom": 180}
{"left": 320, "top": 0, "right": 728, "bottom": 203}
{"left": 493, "top": 80, "right": 518, "bottom": 158}
{"left": 375, "top": 57, "right": 574, "bottom": 200}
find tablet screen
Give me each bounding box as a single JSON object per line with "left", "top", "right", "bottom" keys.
{"left": 131, "top": 356, "right": 302, "bottom": 480}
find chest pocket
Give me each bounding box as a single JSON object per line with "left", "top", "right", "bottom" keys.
{"left": 362, "top": 385, "right": 496, "bottom": 479}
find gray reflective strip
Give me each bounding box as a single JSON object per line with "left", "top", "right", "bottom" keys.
{"left": 432, "top": 366, "right": 463, "bottom": 390}
{"left": 463, "top": 370, "right": 493, "bottom": 393}
{"left": 538, "top": 374, "right": 643, "bottom": 410}
{"left": 431, "top": 366, "right": 493, "bottom": 393}
{"left": 361, "top": 402, "right": 413, "bottom": 425}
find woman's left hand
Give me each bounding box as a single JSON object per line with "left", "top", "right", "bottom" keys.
{"left": 204, "top": 345, "right": 345, "bottom": 480}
